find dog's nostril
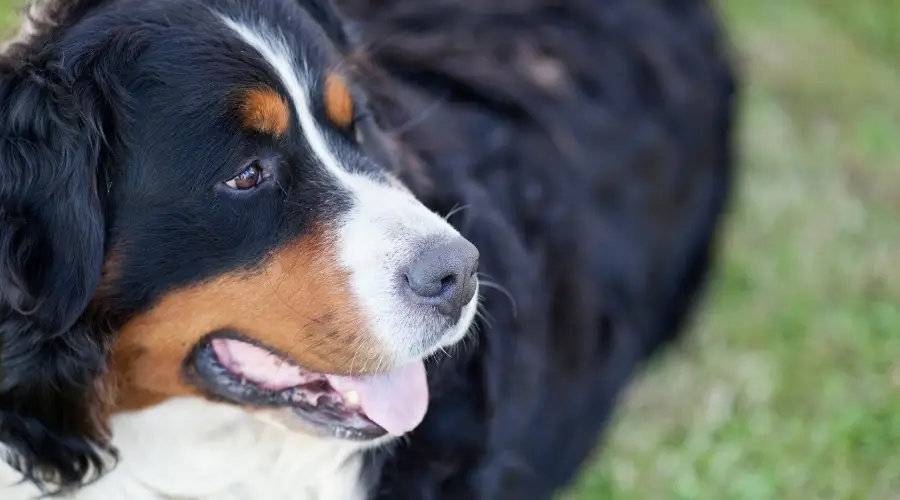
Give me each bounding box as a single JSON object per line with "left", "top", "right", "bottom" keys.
{"left": 404, "top": 237, "right": 479, "bottom": 320}
{"left": 439, "top": 275, "right": 456, "bottom": 294}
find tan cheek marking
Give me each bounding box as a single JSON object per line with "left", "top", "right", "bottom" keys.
{"left": 240, "top": 87, "right": 290, "bottom": 136}
{"left": 324, "top": 73, "right": 354, "bottom": 130}
{"left": 106, "top": 227, "right": 388, "bottom": 413}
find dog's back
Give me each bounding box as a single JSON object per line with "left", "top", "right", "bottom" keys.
{"left": 342, "top": 0, "right": 737, "bottom": 497}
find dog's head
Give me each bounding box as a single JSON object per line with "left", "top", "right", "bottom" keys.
{"left": 0, "top": 0, "right": 479, "bottom": 492}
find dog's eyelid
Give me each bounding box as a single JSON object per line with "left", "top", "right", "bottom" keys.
{"left": 220, "top": 157, "right": 276, "bottom": 192}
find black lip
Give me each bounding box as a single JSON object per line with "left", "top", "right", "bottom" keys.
{"left": 186, "top": 330, "right": 387, "bottom": 441}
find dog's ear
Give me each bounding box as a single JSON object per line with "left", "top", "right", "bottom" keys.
{"left": 0, "top": 61, "right": 113, "bottom": 492}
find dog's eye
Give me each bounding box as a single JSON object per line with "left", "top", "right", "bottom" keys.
{"left": 225, "top": 162, "right": 265, "bottom": 190}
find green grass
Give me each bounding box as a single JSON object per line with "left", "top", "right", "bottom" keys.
{"left": 563, "top": 1, "right": 900, "bottom": 499}
{"left": 0, "top": 0, "right": 897, "bottom": 498}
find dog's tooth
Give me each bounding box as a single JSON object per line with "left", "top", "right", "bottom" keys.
{"left": 344, "top": 390, "right": 360, "bottom": 406}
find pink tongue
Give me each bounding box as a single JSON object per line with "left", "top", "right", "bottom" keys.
{"left": 212, "top": 339, "right": 430, "bottom": 436}
{"left": 326, "top": 361, "right": 429, "bottom": 436}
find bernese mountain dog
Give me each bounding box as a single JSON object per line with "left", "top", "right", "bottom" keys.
{"left": 0, "top": 0, "right": 738, "bottom": 498}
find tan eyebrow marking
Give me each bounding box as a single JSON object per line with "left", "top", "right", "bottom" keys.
{"left": 239, "top": 87, "right": 290, "bottom": 136}
{"left": 323, "top": 73, "right": 354, "bottom": 130}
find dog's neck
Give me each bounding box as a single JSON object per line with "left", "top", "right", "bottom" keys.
{"left": 1, "top": 397, "right": 373, "bottom": 500}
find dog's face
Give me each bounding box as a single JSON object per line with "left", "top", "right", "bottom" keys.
{"left": 0, "top": 0, "right": 478, "bottom": 490}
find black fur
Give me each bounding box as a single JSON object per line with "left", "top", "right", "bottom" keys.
{"left": 0, "top": 0, "right": 738, "bottom": 498}
{"left": 0, "top": 43, "right": 114, "bottom": 489}
{"left": 340, "top": 1, "right": 738, "bottom": 497}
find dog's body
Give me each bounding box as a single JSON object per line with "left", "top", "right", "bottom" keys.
{"left": 0, "top": 0, "right": 737, "bottom": 499}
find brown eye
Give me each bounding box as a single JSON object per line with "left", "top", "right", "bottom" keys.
{"left": 225, "top": 162, "right": 264, "bottom": 190}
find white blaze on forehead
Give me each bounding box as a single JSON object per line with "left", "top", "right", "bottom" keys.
{"left": 218, "top": 15, "right": 436, "bottom": 206}
{"left": 219, "top": 16, "right": 343, "bottom": 179}
{"left": 218, "top": 16, "right": 472, "bottom": 363}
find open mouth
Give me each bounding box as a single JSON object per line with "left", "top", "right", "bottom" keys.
{"left": 190, "top": 333, "right": 429, "bottom": 441}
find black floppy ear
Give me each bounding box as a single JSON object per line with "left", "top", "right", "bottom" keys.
{"left": 0, "top": 62, "right": 113, "bottom": 492}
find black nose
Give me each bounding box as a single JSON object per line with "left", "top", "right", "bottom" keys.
{"left": 405, "top": 237, "right": 480, "bottom": 320}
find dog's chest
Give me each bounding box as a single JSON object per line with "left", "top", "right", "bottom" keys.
{"left": 1, "top": 398, "right": 370, "bottom": 500}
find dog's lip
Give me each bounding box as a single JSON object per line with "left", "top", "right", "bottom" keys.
{"left": 188, "top": 332, "right": 387, "bottom": 441}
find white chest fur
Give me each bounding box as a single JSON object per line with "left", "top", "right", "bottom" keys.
{"left": 0, "top": 398, "right": 371, "bottom": 500}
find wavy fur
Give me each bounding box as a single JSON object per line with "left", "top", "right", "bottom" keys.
{"left": 0, "top": 0, "right": 737, "bottom": 498}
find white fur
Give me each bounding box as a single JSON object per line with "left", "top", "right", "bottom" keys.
{"left": 219, "top": 15, "right": 478, "bottom": 365}
{"left": 0, "top": 0, "right": 57, "bottom": 55}
{"left": 0, "top": 398, "right": 376, "bottom": 500}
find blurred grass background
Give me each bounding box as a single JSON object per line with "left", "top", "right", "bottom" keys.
{"left": 565, "top": 0, "right": 900, "bottom": 498}
{"left": 1, "top": 0, "right": 897, "bottom": 498}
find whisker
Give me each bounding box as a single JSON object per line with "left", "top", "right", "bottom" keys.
{"left": 275, "top": 179, "right": 289, "bottom": 197}
{"left": 330, "top": 33, "right": 451, "bottom": 139}
{"left": 385, "top": 90, "right": 451, "bottom": 137}
{"left": 443, "top": 204, "right": 472, "bottom": 222}
{"left": 349, "top": 335, "right": 366, "bottom": 375}
{"left": 476, "top": 277, "right": 518, "bottom": 319}
{"left": 475, "top": 308, "right": 494, "bottom": 329}
{"left": 375, "top": 351, "right": 389, "bottom": 375}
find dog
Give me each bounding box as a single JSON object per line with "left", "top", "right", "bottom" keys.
{"left": 0, "top": 0, "right": 738, "bottom": 498}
